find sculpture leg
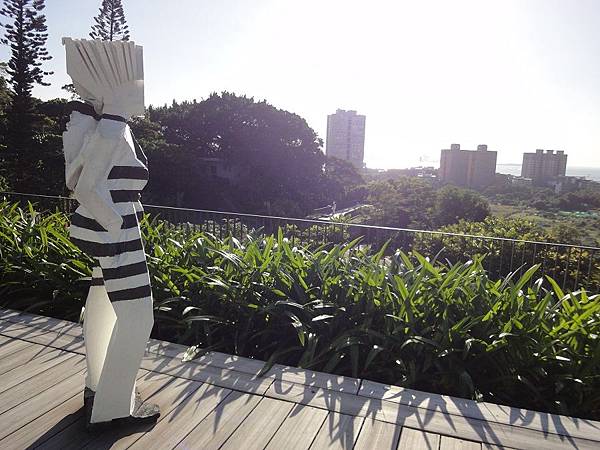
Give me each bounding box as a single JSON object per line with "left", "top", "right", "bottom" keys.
{"left": 83, "top": 266, "right": 116, "bottom": 391}
{"left": 90, "top": 296, "right": 154, "bottom": 423}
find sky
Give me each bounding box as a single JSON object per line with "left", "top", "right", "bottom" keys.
{"left": 2, "top": 0, "right": 599, "bottom": 169}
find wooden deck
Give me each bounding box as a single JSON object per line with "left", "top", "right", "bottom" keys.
{"left": 0, "top": 308, "right": 599, "bottom": 450}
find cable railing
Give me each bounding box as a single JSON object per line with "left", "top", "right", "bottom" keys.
{"left": 3, "top": 191, "right": 599, "bottom": 293}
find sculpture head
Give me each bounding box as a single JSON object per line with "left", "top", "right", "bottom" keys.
{"left": 63, "top": 38, "right": 145, "bottom": 119}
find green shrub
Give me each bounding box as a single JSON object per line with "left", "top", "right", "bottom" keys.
{"left": 414, "top": 217, "right": 600, "bottom": 292}
{"left": 0, "top": 201, "right": 93, "bottom": 320}
{"left": 2, "top": 201, "right": 600, "bottom": 421}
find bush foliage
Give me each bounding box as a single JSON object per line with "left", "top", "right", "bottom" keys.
{"left": 2, "top": 201, "right": 600, "bottom": 421}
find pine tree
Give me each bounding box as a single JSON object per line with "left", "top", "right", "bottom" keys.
{"left": 0, "top": 0, "right": 52, "bottom": 150}
{"left": 90, "top": 0, "right": 130, "bottom": 41}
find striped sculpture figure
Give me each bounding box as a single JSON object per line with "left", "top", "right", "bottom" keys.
{"left": 62, "top": 38, "right": 160, "bottom": 429}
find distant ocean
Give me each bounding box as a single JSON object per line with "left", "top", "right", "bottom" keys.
{"left": 496, "top": 164, "right": 600, "bottom": 182}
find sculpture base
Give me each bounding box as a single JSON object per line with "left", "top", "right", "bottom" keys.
{"left": 84, "top": 388, "right": 160, "bottom": 432}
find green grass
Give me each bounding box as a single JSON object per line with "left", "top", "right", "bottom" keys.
{"left": 2, "top": 200, "right": 600, "bottom": 421}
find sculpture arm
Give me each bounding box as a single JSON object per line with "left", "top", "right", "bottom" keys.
{"left": 73, "top": 120, "right": 125, "bottom": 233}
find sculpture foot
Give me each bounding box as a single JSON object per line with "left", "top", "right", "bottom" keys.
{"left": 84, "top": 388, "right": 160, "bottom": 432}
{"left": 119, "top": 390, "right": 161, "bottom": 424}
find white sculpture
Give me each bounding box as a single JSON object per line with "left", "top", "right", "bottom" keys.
{"left": 62, "top": 38, "right": 159, "bottom": 429}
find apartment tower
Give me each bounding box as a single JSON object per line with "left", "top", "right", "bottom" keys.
{"left": 439, "top": 144, "right": 497, "bottom": 189}
{"left": 326, "top": 109, "right": 366, "bottom": 168}
{"left": 521, "top": 149, "right": 567, "bottom": 184}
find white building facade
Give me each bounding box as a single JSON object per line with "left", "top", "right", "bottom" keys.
{"left": 326, "top": 109, "right": 366, "bottom": 168}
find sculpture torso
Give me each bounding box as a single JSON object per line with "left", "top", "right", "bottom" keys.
{"left": 66, "top": 106, "right": 151, "bottom": 303}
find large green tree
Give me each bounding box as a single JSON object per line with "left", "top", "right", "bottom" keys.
{"left": 145, "top": 93, "right": 328, "bottom": 216}
{"left": 363, "top": 178, "right": 492, "bottom": 230}
{"left": 434, "top": 185, "right": 490, "bottom": 227}
{"left": 90, "top": 0, "right": 130, "bottom": 41}
{"left": 0, "top": 0, "right": 52, "bottom": 151}
{"left": 365, "top": 177, "right": 437, "bottom": 228}
{"left": 321, "top": 157, "right": 364, "bottom": 208}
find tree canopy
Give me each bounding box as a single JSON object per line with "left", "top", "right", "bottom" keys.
{"left": 434, "top": 185, "right": 491, "bottom": 226}
{"left": 90, "top": 0, "right": 130, "bottom": 41}
{"left": 0, "top": 0, "right": 52, "bottom": 150}
{"left": 139, "top": 93, "right": 332, "bottom": 216}
{"left": 361, "top": 177, "right": 492, "bottom": 229}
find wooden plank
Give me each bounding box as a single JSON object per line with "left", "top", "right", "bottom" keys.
{"left": 0, "top": 348, "right": 80, "bottom": 395}
{"left": 0, "top": 308, "right": 22, "bottom": 320}
{"left": 0, "top": 308, "right": 79, "bottom": 331}
{"left": 0, "top": 335, "right": 32, "bottom": 359}
{"left": 353, "top": 418, "right": 401, "bottom": 450}
{"left": 0, "top": 320, "right": 79, "bottom": 337}
{"left": 265, "top": 404, "right": 329, "bottom": 450}
{"left": 0, "top": 368, "right": 84, "bottom": 441}
{"left": 440, "top": 435, "right": 482, "bottom": 449}
{"left": 0, "top": 318, "right": 85, "bottom": 356}
{"left": 0, "top": 354, "right": 85, "bottom": 415}
{"left": 220, "top": 397, "right": 295, "bottom": 450}
{"left": 0, "top": 340, "right": 39, "bottom": 374}
{"left": 174, "top": 390, "right": 262, "bottom": 450}
{"left": 140, "top": 353, "right": 274, "bottom": 395}
{"left": 0, "top": 333, "right": 13, "bottom": 344}
{"left": 397, "top": 427, "right": 441, "bottom": 450}
{"left": 129, "top": 382, "right": 232, "bottom": 450}
{"left": 270, "top": 364, "right": 361, "bottom": 394}
{"left": 309, "top": 412, "right": 364, "bottom": 450}
{"left": 0, "top": 307, "right": 46, "bottom": 320}
{"left": 0, "top": 311, "right": 66, "bottom": 328}
{"left": 0, "top": 340, "right": 52, "bottom": 372}
{"left": 0, "top": 320, "right": 58, "bottom": 340}
{"left": 147, "top": 343, "right": 279, "bottom": 381}
{"left": 84, "top": 374, "right": 205, "bottom": 450}
{"left": 359, "top": 379, "right": 600, "bottom": 443}
{"left": 1, "top": 388, "right": 84, "bottom": 450}
{"left": 0, "top": 323, "right": 85, "bottom": 354}
{"left": 146, "top": 339, "right": 191, "bottom": 359}
{"left": 266, "top": 379, "right": 367, "bottom": 416}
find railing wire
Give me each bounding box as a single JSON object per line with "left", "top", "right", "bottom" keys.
{"left": 2, "top": 191, "right": 598, "bottom": 293}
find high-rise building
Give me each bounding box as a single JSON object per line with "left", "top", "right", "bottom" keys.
{"left": 439, "top": 144, "right": 497, "bottom": 189}
{"left": 326, "top": 109, "right": 366, "bottom": 168}
{"left": 521, "top": 149, "right": 567, "bottom": 184}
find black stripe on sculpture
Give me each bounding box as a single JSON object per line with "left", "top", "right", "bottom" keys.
{"left": 91, "top": 277, "right": 104, "bottom": 286}
{"left": 68, "top": 101, "right": 100, "bottom": 120}
{"left": 101, "top": 113, "right": 127, "bottom": 123}
{"left": 110, "top": 190, "right": 142, "bottom": 203}
{"left": 72, "top": 212, "right": 142, "bottom": 231}
{"left": 71, "top": 237, "right": 143, "bottom": 257}
{"left": 108, "top": 284, "right": 152, "bottom": 302}
{"left": 108, "top": 166, "right": 149, "bottom": 180}
{"left": 101, "top": 260, "right": 149, "bottom": 281}
{"left": 68, "top": 102, "right": 127, "bottom": 124}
